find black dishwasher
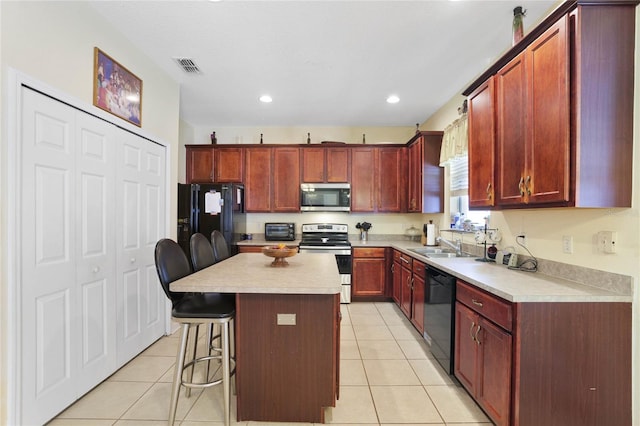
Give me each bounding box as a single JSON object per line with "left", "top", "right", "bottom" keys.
{"left": 423, "top": 265, "right": 456, "bottom": 374}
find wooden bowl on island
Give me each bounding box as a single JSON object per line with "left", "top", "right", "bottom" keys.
{"left": 262, "top": 244, "right": 298, "bottom": 267}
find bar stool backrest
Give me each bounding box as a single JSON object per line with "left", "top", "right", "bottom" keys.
{"left": 211, "top": 230, "right": 230, "bottom": 262}
{"left": 154, "top": 238, "right": 192, "bottom": 306}
{"left": 190, "top": 233, "right": 216, "bottom": 271}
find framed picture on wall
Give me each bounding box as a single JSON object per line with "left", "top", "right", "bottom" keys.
{"left": 93, "top": 47, "right": 142, "bottom": 127}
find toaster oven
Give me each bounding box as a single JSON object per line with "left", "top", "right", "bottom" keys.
{"left": 265, "top": 223, "right": 296, "bottom": 241}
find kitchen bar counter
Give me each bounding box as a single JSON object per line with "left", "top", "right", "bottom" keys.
{"left": 170, "top": 252, "right": 340, "bottom": 294}
{"left": 170, "top": 252, "right": 340, "bottom": 424}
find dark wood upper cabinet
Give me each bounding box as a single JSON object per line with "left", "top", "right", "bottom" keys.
{"left": 350, "top": 147, "right": 376, "bottom": 212}
{"left": 214, "top": 147, "right": 244, "bottom": 183}
{"left": 188, "top": 139, "right": 439, "bottom": 213}
{"left": 468, "top": 78, "right": 496, "bottom": 208}
{"left": 467, "top": 2, "right": 636, "bottom": 209}
{"left": 496, "top": 53, "right": 526, "bottom": 206}
{"left": 351, "top": 146, "right": 406, "bottom": 213}
{"left": 301, "top": 146, "right": 350, "bottom": 183}
{"left": 244, "top": 147, "right": 272, "bottom": 212}
{"left": 407, "top": 131, "right": 444, "bottom": 213}
{"left": 376, "top": 147, "right": 406, "bottom": 212}
{"left": 186, "top": 146, "right": 214, "bottom": 183}
{"left": 272, "top": 147, "right": 300, "bottom": 212}
{"left": 325, "top": 147, "right": 350, "bottom": 182}
{"left": 495, "top": 16, "right": 571, "bottom": 208}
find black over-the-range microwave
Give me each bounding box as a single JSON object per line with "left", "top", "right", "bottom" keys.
{"left": 265, "top": 223, "right": 296, "bottom": 241}
{"left": 300, "top": 183, "right": 350, "bottom": 212}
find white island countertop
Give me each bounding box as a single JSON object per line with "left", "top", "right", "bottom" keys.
{"left": 170, "top": 252, "right": 341, "bottom": 295}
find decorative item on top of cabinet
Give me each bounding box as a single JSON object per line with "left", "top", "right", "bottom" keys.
{"left": 352, "top": 247, "right": 388, "bottom": 300}
{"left": 512, "top": 6, "right": 526, "bottom": 45}
{"left": 465, "top": 1, "right": 637, "bottom": 209}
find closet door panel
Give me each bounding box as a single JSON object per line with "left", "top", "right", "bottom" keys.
{"left": 20, "top": 87, "right": 78, "bottom": 426}
{"left": 116, "top": 132, "right": 166, "bottom": 365}
{"left": 75, "top": 114, "right": 117, "bottom": 393}
{"left": 140, "top": 141, "right": 166, "bottom": 338}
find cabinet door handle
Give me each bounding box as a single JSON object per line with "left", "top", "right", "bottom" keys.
{"left": 472, "top": 299, "right": 483, "bottom": 307}
{"left": 411, "top": 277, "right": 414, "bottom": 290}
{"left": 525, "top": 175, "right": 532, "bottom": 195}
{"left": 518, "top": 177, "right": 525, "bottom": 196}
{"left": 400, "top": 256, "right": 410, "bottom": 264}
{"left": 486, "top": 182, "right": 492, "bottom": 200}
{"left": 391, "top": 264, "right": 395, "bottom": 273}
{"left": 474, "top": 325, "right": 482, "bottom": 345}
{"left": 470, "top": 321, "right": 476, "bottom": 341}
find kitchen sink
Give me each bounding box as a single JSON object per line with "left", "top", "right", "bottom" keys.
{"left": 408, "top": 247, "right": 475, "bottom": 258}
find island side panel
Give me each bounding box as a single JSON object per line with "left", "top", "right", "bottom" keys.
{"left": 513, "top": 302, "right": 631, "bottom": 426}
{"left": 235, "top": 293, "right": 339, "bottom": 423}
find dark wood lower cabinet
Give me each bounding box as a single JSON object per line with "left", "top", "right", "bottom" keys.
{"left": 513, "top": 302, "right": 631, "bottom": 426}
{"left": 235, "top": 293, "right": 340, "bottom": 423}
{"left": 455, "top": 302, "right": 511, "bottom": 426}
{"left": 352, "top": 247, "right": 387, "bottom": 299}
{"left": 455, "top": 280, "right": 631, "bottom": 426}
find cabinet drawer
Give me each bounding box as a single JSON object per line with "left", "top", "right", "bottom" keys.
{"left": 393, "top": 250, "right": 413, "bottom": 267}
{"left": 456, "top": 280, "right": 512, "bottom": 332}
{"left": 412, "top": 259, "right": 425, "bottom": 278}
{"left": 353, "top": 247, "right": 386, "bottom": 258}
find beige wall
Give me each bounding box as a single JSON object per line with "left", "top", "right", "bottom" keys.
{"left": 0, "top": 2, "right": 180, "bottom": 423}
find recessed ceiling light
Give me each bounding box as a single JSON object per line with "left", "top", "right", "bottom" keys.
{"left": 259, "top": 95, "right": 273, "bottom": 103}
{"left": 386, "top": 95, "right": 400, "bottom": 104}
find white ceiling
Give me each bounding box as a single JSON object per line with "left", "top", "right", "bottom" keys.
{"left": 89, "top": 0, "right": 558, "bottom": 128}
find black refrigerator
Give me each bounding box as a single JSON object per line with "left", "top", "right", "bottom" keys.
{"left": 177, "top": 183, "right": 246, "bottom": 258}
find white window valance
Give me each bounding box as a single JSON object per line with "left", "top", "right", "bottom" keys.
{"left": 439, "top": 112, "right": 468, "bottom": 166}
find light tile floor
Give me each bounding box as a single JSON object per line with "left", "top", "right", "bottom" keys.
{"left": 49, "top": 302, "right": 492, "bottom": 426}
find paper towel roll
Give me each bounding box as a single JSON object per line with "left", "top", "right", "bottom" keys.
{"left": 426, "top": 224, "right": 436, "bottom": 246}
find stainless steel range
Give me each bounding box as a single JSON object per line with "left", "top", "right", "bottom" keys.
{"left": 298, "top": 223, "right": 352, "bottom": 303}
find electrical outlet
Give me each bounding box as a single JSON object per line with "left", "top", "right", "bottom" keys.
{"left": 518, "top": 234, "right": 526, "bottom": 247}
{"left": 597, "top": 231, "right": 617, "bottom": 254}
{"left": 562, "top": 235, "right": 573, "bottom": 254}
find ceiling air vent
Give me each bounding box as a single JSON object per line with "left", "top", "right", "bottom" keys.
{"left": 173, "top": 57, "right": 202, "bottom": 74}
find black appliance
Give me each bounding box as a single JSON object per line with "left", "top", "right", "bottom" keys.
{"left": 300, "top": 183, "right": 350, "bottom": 212}
{"left": 177, "top": 183, "right": 245, "bottom": 258}
{"left": 265, "top": 223, "right": 296, "bottom": 241}
{"left": 298, "top": 223, "right": 352, "bottom": 303}
{"left": 423, "top": 265, "right": 457, "bottom": 374}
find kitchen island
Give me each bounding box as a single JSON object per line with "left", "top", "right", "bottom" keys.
{"left": 170, "top": 252, "right": 341, "bottom": 423}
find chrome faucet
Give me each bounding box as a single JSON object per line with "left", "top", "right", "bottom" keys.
{"left": 436, "top": 236, "right": 462, "bottom": 256}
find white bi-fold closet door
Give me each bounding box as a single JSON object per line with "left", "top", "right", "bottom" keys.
{"left": 19, "top": 86, "right": 167, "bottom": 425}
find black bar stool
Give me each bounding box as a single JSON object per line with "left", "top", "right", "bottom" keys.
{"left": 154, "top": 238, "right": 234, "bottom": 426}
{"left": 189, "top": 233, "right": 236, "bottom": 383}
{"left": 211, "top": 230, "right": 230, "bottom": 262}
